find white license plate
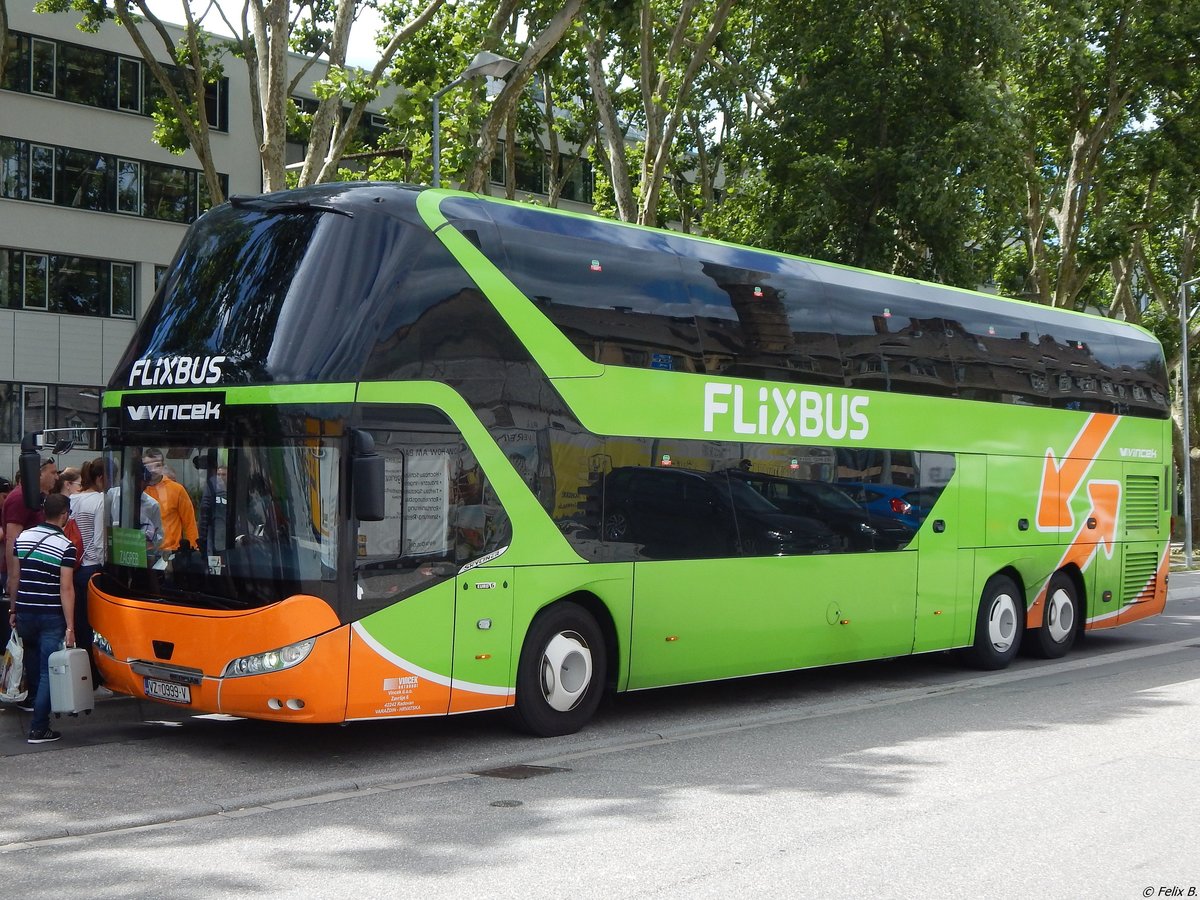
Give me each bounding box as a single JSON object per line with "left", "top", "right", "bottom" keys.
{"left": 144, "top": 678, "right": 192, "bottom": 705}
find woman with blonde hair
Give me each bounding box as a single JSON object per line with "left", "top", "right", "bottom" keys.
{"left": 58, "top": 467, "right": 82, "bottom": 495}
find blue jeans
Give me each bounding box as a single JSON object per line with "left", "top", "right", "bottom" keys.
{"left": 17, "top": 611, "right": 66, "bottom": 734}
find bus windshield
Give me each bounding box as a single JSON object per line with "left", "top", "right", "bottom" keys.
{"left": 103, "top": 438, "right": 340, "bottom": 609}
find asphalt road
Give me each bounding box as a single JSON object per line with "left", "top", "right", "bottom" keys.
{"left": 2, "top": 574, "right": 1198, "bottom": 897}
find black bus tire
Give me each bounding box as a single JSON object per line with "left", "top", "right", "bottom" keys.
{"left": 513, "top": 601, "right": 606, "bottom": 737}
{"left": 962, "top": 573, "right": 1024, "bottom": 670}
{"left": 1026, "top": 571, "right": 1079, "bottom": 659}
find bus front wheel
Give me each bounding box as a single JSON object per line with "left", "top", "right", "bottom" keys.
{"left": 1026, "top": 571, "right": 1079, "bottom": 659}
{"left": 514, "top": 601, "right": 607, "bottom": 737}
{"left": 962, "top": 574, "right": 1024, "bottom": 669}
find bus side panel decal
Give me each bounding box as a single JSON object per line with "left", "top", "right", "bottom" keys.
{"left": 347, "top": 623, "right": 515, "bottom": 719}
{"left": 1029, "top": 480, "right": 1121, "bottom": 628}
{"left": 346, "top": 623, "right": 452, "bottom": 719}
{"left": 1035, "top": 413, "right": 1118, "bottom": 532}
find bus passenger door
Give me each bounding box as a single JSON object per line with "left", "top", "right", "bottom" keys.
{"left": 451, "top": 567, "right": 515, "bottom": 713}
{"left": 913, "top": 469, "right": 966, "bottom": 652}
{"left": 348, "top": 404, "right": 516, "bottom": 719}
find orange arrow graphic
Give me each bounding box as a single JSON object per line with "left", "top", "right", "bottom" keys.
{"left": 1036, "top": 414, "right": 1118, "bottom": 530}
{"left": 1029, "top": 480, "right": 1120, "bottom": 628}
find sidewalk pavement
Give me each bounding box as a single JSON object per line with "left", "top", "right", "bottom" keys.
{"left": 0, "top": 690, "right": 184, "bottom": 756}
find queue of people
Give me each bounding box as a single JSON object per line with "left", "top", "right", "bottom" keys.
{"left": 1, "top": 452, "right": 188, "bottom": 744}
{"left": 3, "top": 458, "right": 87, "bottom": 744}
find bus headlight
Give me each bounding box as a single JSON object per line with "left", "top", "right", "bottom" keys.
{"left": 93, "top": 631, "right": 114, "bottom": 657}
{"left": 224, "top": 638, "right": 316, "bottom": 678}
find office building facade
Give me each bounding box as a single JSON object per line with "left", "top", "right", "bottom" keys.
{"left": 0, "top": 5, "right": 388, "bottom": 475}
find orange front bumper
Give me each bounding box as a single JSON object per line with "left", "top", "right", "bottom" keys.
{"left": 90, "top": 581, "right": 350, "bottom": 723}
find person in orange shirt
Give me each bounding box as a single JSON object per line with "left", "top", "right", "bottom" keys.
{"left": 141, "top": 448, "right": 199, "bottom": 552}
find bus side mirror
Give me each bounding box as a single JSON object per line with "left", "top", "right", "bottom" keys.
{"left": 19, "top": 432, "right": 43, "bottom": 512}
{"left": 352, "top": 430, "right": 386, "bottom": 522}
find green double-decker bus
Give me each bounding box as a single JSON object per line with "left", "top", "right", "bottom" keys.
{"left": 89, "top": 183, "right": 1171, "bottom": 736}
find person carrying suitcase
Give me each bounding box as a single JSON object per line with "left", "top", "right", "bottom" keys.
{"left": 7, "top": 492, "right": 77, "bottom": 744}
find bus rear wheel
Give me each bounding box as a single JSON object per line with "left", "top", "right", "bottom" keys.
{"left": 1026, "top": 571, "right": 1079, "bottom": 659}
{"left": 514, "top": 601, "right": 606, "bottom": 737}
{"left": 962, "top": 574, "right": 1024, "bottom": 669}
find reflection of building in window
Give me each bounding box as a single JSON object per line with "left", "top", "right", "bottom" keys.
{"left": 0, "top": 382, "right": 102, "bottom": 445}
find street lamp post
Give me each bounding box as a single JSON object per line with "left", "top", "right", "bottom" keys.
{"left": 1181, "top": 275, "right": 1200, "bottom": 567}
{"left": 431, "top": 51, "right": 519, "bottom": 189}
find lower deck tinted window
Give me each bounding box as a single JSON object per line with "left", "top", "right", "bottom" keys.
{"left": 542, "top": 426, "right": 954, "bottom": 561}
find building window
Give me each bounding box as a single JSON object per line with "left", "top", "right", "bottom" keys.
{"left": 2, "top": 246, "right": 136, "bottom": 321}
{"left": 5, "top": 31, "right": 228, "bottom": 130}
{"left": 196, "top": 174, "right": 228, "bottom": 215}
{"left": 22, "top": 253, "right": 49, "bottom": 310}
{"left": 154, "top": 265, "right": 169, "bottom": 290}
{"left": 30, "top": 38, "right": 56, "bottom": 96}
{"left": 118, "top": 57, "right": 142, "bottom": 113}
{"left": 1, "top": 32, "right": 28, "bottom": 92}
{"left": 30, "top": 144, "right": 54, "bottom": 201}
{"left": 0, "top": 134, "right": 220, "bottom": 224}
{"left": 52, "top": 255, "right": 106, "bottom": 315}
{"left": 117, "top": 158, "right": 141, "bottom": 214}
{"left": 142, "top": 163, "right": 190, "bottom": 221}
{"left": 203, "top": 78, "right": 227, "bottom": 131}
{"left": 515, "top": 152, "right": 545, "bottom": 195}
{"left": 20, "top": 385, "right": 48, "bottom": 436}
{"left": 111, "top": 262, "right": 135, "bottom": 317}
{"left": 58, "top": 149, "right": 111, "bottom": 210}
{"left": 0, "top": 138, "right": 24, "bottom": 199}
{"left": 61, "top": 43, "right": 111, "bottom": 107}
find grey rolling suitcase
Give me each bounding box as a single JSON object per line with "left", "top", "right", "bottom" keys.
{"left": 49, "top": 646, "right": 94, "bottom": 716}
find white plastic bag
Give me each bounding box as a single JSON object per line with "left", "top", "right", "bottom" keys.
{"left": 1, "top": 631, "right": 27, "bottom": 703}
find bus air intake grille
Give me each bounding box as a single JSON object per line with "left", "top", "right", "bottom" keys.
{"left": 1123, "top": 475, "right": 1160, "bottom": 533}
{"left": 1122, "top": 551, "right": 1159, "bottom": 606}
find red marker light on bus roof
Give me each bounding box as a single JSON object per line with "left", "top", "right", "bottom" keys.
{"left": 590, "top": 259, "right": 602, "bottom": 272}
{"left": 660, "top": 454, "right": 672, "bottom": 466}
{"left": 789, "top": 458, "right": 800, "bottom": 470}
{"left": 753, "top": 286, "right": 764, "bottom": 298}
{"left": 882, "top": 308, "right": 892, "bottom": 318}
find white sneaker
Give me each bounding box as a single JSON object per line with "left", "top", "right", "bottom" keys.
{"left": 93, "top": 686, "right": 116, "bottom": 700}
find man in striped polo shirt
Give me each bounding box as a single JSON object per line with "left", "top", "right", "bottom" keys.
{"left": 8, "top": 492, "right": 77, "bottom": 744}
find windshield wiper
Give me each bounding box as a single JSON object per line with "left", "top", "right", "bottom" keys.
{"left": 229, "top": 195, "right": 354, "bottom": 218}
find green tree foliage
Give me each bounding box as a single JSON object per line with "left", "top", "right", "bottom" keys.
{"left": 704, "top": 0, "right": 1021, "bottom": 286}
{"left": 1005, "top": 0, "right": 1198, "bottom": 310}
{"left": 582, "top": 0, "right": 736, "bottom": 226}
